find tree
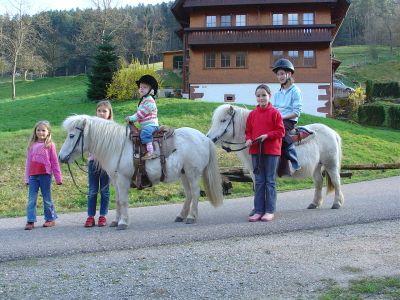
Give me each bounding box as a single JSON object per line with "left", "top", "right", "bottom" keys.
{"left": 87, "top": 35, "right": 119, "bottom": 100}
{"left": 136, "top": 5, "right": 168, "bottom": 66}
{"left": 0, "top": 0, "right": 35, "bottom": 99}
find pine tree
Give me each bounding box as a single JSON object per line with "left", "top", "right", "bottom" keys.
{"left": 87, "top": 35, "right": 119, "bottom": 101}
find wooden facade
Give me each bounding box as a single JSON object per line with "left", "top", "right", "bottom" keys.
{"left": 171, "top": 0, "right": 350, "bottom": 117}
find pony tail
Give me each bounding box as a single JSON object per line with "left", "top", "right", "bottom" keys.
{"left": 202, "top": 139, "right": 223, "bottom": 207}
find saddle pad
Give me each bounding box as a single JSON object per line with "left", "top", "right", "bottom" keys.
{"left": 290, "top": 127, "right": 314, "bottom": 144}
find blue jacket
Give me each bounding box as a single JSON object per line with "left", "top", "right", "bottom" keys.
{"left": 272, "top": 84, "right": 302, "bottom": 122}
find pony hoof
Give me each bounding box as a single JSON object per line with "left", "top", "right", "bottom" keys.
{"left": 116, "top": 224, "right": 128, "bottom": 230}
{"left": 175, "top": 216, "right": 184, "bottom": 222}
{"left": 185, "top": 218, "right": 196, "bottom": 224}
{"left": 331, "top": 204, "right": 341, "bottom": 209}
{"left": 109, "top": 221, "right": 118, "bottom": 227}
{"left": 307, "top": 203, "right": 318, "bottom": 209}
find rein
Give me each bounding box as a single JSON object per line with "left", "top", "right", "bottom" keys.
{"left": 215, "top": 110, "right": 247, "bottom": 152}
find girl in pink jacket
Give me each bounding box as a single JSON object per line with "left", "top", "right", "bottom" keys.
{"left": 24, "top": 121, "right": 62, "bottom": 230}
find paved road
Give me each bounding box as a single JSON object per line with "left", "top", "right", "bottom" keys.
{"left": 1, "top": 176, "right": 399, "bottom": 262}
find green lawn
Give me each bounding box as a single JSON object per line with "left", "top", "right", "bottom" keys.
{"left": 333, "top": 45, "right": 400, "bottom": 86}
{"left": 0, "top": 73, "right": 399, "bottom": 218}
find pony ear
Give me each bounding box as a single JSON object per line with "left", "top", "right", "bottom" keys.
{"left": 228, "top": 105, "right": 234, "bottom": 116}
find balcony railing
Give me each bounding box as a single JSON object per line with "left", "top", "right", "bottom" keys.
{"left": 185, "top": 25, "right": 335, "bottom": 46}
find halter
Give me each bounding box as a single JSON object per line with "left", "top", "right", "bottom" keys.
{"left": 214, "top": 110, "right": 247, "bottom": 152}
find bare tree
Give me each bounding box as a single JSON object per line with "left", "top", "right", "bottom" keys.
{"left": 136, "top": 6, "right": 167, "bottom": 66}
{"left": 0, "top": 0, "right": 34, "bottom": 99}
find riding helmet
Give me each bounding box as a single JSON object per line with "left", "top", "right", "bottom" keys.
{"left": 272, "top": 58, "right": 295, "bottom": 74}
{"left": 136, "top": 74, "right": 158, "bottom": 95}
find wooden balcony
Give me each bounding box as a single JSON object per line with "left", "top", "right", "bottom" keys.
{"left": 185, "top": 25, "right": 335, "bottom": 46}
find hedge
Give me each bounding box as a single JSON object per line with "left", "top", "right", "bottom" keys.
{"left": 358, "top": 104, "right": 386, "bottom": 126}
{"left": 388, "top": 105, "right": 400, "bottom": 129}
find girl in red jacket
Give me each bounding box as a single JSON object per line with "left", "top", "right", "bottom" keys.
{"left": 245, "top": 85, "right": 285, "bottom": 222}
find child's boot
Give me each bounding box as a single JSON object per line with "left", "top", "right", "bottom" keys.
{"left": 142, "top": 142, "right": 156, "bottom": 160}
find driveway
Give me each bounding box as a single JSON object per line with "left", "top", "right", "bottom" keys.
{"left": 0, "top": 177, "right": 399, "bottom": 299}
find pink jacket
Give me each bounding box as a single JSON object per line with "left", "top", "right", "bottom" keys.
{"left": 24, "top": 142, "right": 63, "bottom": 184}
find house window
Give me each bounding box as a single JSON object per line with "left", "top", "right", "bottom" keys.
{"left": 235, "top": 15, "right": 246, "bottom": 26}
{"left": 221, "top": 15, "right": 231, "bottom": 27}
{"left": 221, "top": 52, "right": 231, "bottom": 68}
{"left": 205, "top": 52, "right": 216, "bottom": 68}
{"left": 272, "top": 14, "right": 283, "bottom": 25}
{"left": 303, "top": 13, "right": 314, "bottom": 25}
{"left": 304, "top": 50, "right": 315, "bottom": 66}
{"left": 206, "top": 16, "right": 216, "bottom": 27}
{"left": 288, "top": 13, "right": 299, "bottom": 25}
{"left": 288, "top": 50, "right": 299, "bottom": 65}
{"left": 235, "top": 52, "right": 246, "bottom": 67}
{"left": 272, "top": 50, "right": 284, "bottom": 64}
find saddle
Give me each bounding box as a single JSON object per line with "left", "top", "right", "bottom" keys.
{"left": 129, "top": 123, "right": 175, "bottom": 189}
{"left": 277, "top": 127, "right": 314, "bottom": 177}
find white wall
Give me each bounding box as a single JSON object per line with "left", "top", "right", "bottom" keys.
{"left": 190, "top": 83, "right": 331, "bottom": 117}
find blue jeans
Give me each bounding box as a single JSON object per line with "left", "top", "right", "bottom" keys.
{"left": 26, "top": 174, "right": 57, "bottom": 222}
{"left": 140, "top": 125, "right": 159, "bottom": 144}
{"left": 252, "top": 154, "right": 279, "bottom": 214}
{"left": 87, "top": 160, "right": 110, "bottom": 217}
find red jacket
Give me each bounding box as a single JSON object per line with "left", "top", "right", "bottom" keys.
{"left": 245, "top": 103, "right": 285, "bottom": 155}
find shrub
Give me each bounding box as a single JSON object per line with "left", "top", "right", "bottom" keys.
{"left": 365, "top": 81, "right": 400, "bottom": 101}
{"left": 347, "top": 87, "right": 366, "bottom": 118}
{"left": 358, "top": 104, "right": 385, "bottom": 126}
{"left": 365, "top": 80, "right": 374, "bottom": 102}
{"left": 388, "top": 105, "right": 400, "bottom": 130}
{"left": 107, "top": 59, "right": 163, "bottom": 101}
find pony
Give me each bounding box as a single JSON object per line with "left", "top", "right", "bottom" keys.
{"left": 58, "top": 115, "right": 223, "bottom": 229}
{"left": 206, "top": 104, "right": 344, "bottom": 209}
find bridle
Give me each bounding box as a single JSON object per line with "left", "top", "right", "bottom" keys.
{"left": 63, "top": 124, "right": 89, "bottom": 194}
{"left": 214, "top": 110, "right": 247, "bottom": 153}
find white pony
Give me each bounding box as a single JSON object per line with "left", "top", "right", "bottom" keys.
{"left": 58, "top": 115, "right": 223, "bottom": 229}
{"left": 207, "top": 104, "right": 344, "bottom": 209}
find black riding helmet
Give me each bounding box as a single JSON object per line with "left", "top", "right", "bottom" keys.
{"left": 272, "top": 58, "right": 295, "bottom": 74}
{"left": 136, "top": 74, "right": 158, "bottom": 95}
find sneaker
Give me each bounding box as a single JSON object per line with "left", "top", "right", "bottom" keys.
{"left": 261, "top": 213, "right": 275, "bottom": 222}
{"left": 142, "top": 152, "right": 157, "bottom": 160}
{"left": 43, "top": 220, "right": 55, "bottom": 227}
{"left": 84, "top": 216, "right": 95, "bottom": 227}
{"left": 98, "top": 216, "right": 107, "bottom": 227}
{"left": 24, "top": 222, "right": 34, "bottom": 230}
{"left": 248, "top": 213, "right": 263, "bottom": 222}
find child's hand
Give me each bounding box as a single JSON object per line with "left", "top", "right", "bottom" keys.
{"left": 245, "top": 139, "right": 252, "bottom": 147}
{"left": 256, "top": 134, "right": 268, "bottom": 142}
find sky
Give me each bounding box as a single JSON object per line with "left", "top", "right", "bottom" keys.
{"left": 0, "top": 0, "right": 170, "bottom": 15}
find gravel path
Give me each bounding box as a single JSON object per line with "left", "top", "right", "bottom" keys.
{"left": 0, "top": 177, "right": 399, "bottom": 299}
{"left": 1, "top": 219, "right": 399, "bottom": 299}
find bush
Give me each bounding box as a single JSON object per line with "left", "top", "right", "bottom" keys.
{"left": 358, "top": 104, "right": 385, "bottom": 126}
{"left": 368, "top": 81, "right": 400, "bottom": 99}
{"left": 106, "top": 59, "right": 163, "bottom": 100}
{"left": 347, "top": 87, "right": 366, "bottom": 118}
{"left": 388, "top": 105, "right": 400, "bottom": 129}
{"left": 365, "top": 80, "right": 374, "bottom": 102}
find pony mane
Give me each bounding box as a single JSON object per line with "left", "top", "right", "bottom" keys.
{"left": 63, "top": 115, "right": 127, "bottom": 162}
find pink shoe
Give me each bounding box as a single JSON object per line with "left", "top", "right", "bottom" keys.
{"left": 248, "top": 213, "right": 263, "bottom": 222}
{"left": 261, "top": 213, "right": 275, "bottom": 222}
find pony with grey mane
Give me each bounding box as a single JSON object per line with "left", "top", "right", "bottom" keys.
{"left": 207, "top": 104, "right": 344, "bottom": 209}
{"left": 58, "top": 115, "right": 223, "bottom": 229}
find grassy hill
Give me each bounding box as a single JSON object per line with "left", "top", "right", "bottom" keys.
{"left": 0, "top": 72, "right": 399, "bottom": 218}
{"left": 333, "top": 45, "right": 400, "bottom": 87}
